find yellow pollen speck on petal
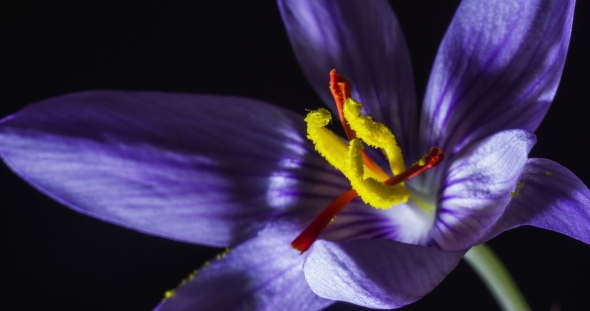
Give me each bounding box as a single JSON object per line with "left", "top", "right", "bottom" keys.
{"left": 510, "top": 181, "right": 526, "bottom": 197}
{"left": 164, "top": 290, "right": 175, "bottom": 299}
{"left": 343, "top": 139, "right": 409, "bottom": 209}
{"left": 162, "top": 248, "right": 231, "bottom": 301}
{"left": 343, "top": 98, "right": 406, "bottom": 175}
{"left": 546, "top": 171, "right": 552, "bottom": 176}
{"left": 216, "top": 248, "right": 230, "bottom": 260}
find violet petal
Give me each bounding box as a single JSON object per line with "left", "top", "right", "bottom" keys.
{"left": 421, "top": 0, "right": 575, "bottom": 158}
{"left": 154, "top": 223, "right": 333, "bottom": 311}
{"left": 432, "top": 130, "right": 536, "bottom": 251}
{"left": 0, "top": 91, "right": 346, "bottom": 247}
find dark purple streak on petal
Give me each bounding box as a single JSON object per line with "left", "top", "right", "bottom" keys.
{"left": 322, "top": 201, "right": 396, "bottom": 242}
{"left": 421, "top": 0, "right": 575, "bottom": 163}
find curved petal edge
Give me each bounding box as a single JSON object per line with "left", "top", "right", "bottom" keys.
{"left": 483, "top": 158, "right": 590, "bottom": 245}
{"left": 303, "top": 239, "right": 465, "bottom": 309}
{"left": 431, "top": 129, "right": 536, "bottom": 251}
{"left": 154, "top": 223, "right": 333, "bottom": 311}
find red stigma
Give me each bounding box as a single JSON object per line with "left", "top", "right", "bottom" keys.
{"left": 329, "top": 69, "right": 387, "bottom": 179}
{"left": 383, "top": 147, "right": 445, "bottom": 187}
{"left": 329, "top": 69, "right": 355, "bottom": 141}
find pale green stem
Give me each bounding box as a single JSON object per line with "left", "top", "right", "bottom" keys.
{"left": 463, "top": 244, "right": 531, "bottom": 311}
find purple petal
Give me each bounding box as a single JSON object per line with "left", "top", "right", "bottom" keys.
{"left": 483, "top": 158, "right": 590, "bottom": 244}
{"left": 421, "top": 0, "right": 575, "bottom": 157}
{"left": 278, "top": 0, "right": 418, "bottom": 163}
{"left": 304, "top": 239, "right": 465, "bottom": 309}
{"left": 432, "top": 130, "right": 536, "bottom": 251}
{"left": 154, "top": 223, "right": 333, "bottom": 311}
{"left": 0, "top": 91, "right": 348, "bottom": 247}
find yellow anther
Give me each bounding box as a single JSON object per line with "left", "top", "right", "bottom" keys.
{"left": 510, "top": 181, "right": 525, "bottom": 197}
{"left": 344, "top": 139, "right": 409, "bottom": 209}
{"left": 305, "top": 108, "right": 385, "bottom": 181}
{"left": 343, "top": 98, "right": 406, "bottom": 175}
{"left": 304, "top": 108, "right": 409, "bottom": 209}
{"left": 305, "top": 108, "right": 349, "bottom": 172}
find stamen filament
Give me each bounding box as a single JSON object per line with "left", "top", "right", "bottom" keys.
{"left": 361, "top": 150, "right": 390, "bottom": 181}
{"left": 291, "top": 147, "right": 445, "bottom": 253}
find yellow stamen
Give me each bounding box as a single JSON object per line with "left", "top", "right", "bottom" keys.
{"left": 304, "top": 108, "right": 386, "bottom": 182}
{"left": 304, "top": 107, "right": 409, "bottom": 209}
{"left": 345, "top": 139, "right": 409, "bottom": 208}
{"left": 293, "top": 70, "right": 446, "bottom": 253}
{"left": 343, "top": 98, "right": 406, "bottom": 175}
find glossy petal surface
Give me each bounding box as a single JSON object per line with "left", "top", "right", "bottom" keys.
{"left": 0, "top": 91, "right": 346, "bottom": 247}
{"left": 304, "top": 239, "right": 465, "bottom": 309}
{"left": 484, "top": 158, "right": 590, "bottom": 244}
{"left": 155, "top": 224, "right": 333, "bottom": 311}
{"left": 421, "top": 0, "right": 575, "bottom": 158}
{"left": 433, "top": 130, "right": 536, "bottom": 250}
{"left": 278, "top": 0, "right": 417, "bottom": 163}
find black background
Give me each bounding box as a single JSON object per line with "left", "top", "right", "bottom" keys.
{"left": 3, "top": 1, "right": 589, "bottom": 310}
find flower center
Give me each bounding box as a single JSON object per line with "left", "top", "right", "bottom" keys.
{"left": 291, "top": 70, "right": 444, "bottom": 253}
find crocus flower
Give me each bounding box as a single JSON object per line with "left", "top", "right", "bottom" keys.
{"left": 1, "top": 0, "right": 588, "bottom": 310}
